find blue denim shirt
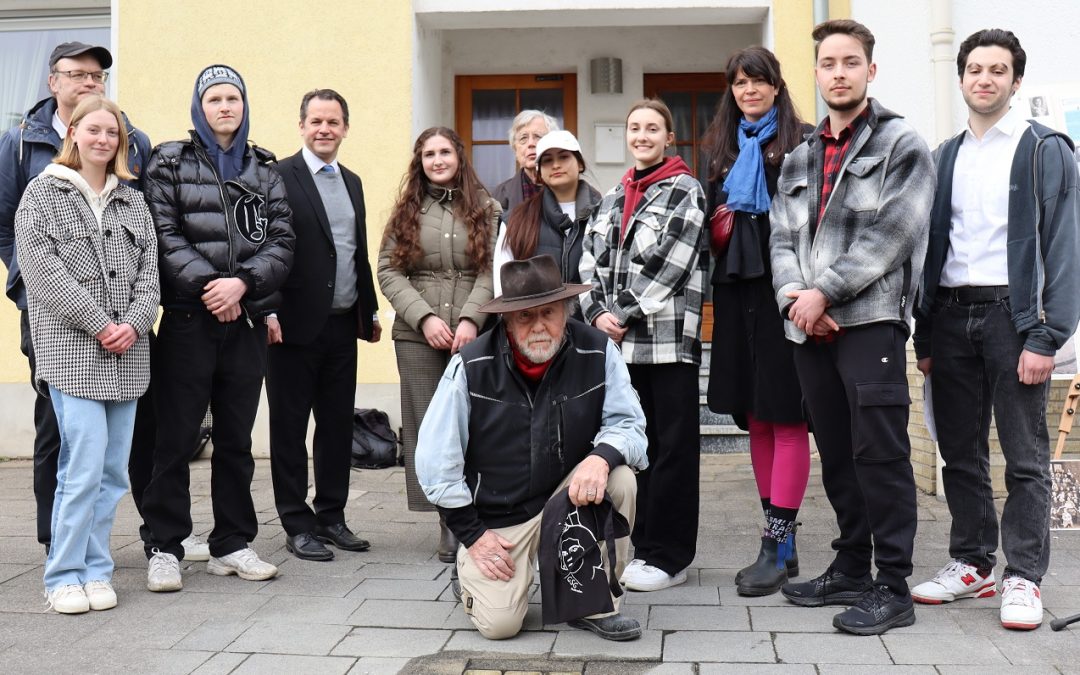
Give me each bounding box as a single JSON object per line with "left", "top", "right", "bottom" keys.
{"left": 416, "top": 338, "right": 648, "bottom": 510}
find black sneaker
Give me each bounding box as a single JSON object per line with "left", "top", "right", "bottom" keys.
{"left": 781, "top": 566, "right": 872, "bottom": 607}
{"left": 568, "top": 614, "right": 642, "bottom": 641}
{"left": 833, "top": 584, "right": 916, "bottom": 635}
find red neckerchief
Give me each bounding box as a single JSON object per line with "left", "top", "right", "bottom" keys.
{"left": 510, "top": 338, "right": 553, "bottom": 382}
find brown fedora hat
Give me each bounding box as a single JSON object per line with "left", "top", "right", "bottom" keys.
{"left": 479, "top": 255, "right": 591, "bottom": 314}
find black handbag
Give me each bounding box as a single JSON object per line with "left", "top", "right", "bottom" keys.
{"left": 351, "top": 408, "right": 399, "bottom": 469}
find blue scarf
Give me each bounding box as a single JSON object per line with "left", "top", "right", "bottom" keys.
{"left": 721, "top": 106, "right": 778, "bottom": 214}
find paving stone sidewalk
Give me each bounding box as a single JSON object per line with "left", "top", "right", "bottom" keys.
{"left": 1, "top": 454, "right": 1079, "bottom": 674}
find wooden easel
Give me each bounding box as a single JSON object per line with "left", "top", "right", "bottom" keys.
{"left": 1055, "top": 374, "right": 1080, "bottom": 460}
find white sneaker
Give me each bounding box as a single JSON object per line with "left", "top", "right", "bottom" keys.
{"left": 147, "top": 549, "right": 183, "bottom": 592}
{"left": 182, "top": 534, "right": 211, "bottom": 562}
{"left": 47, "top": 584, "right": 90, "bottom": 614}
{"left": 207, "top": 547, "right": 278, "bottom": 581}
{"left": 911, "top": 559, "right": 996, "bottom": 604}
{"left": 1000, "top": 576, "right": 1043, "bottom": 630}
{"left": 619, "top": 558, "right": 645, "bottom": 584}
{"left": 623, "top": 562, "right": 688, "bottom": 592}
{"left": 83, "top": 580, "right": 117, "bottom": 610}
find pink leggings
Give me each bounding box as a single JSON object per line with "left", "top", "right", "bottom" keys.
{"left": 747, "top": 413, "right": 810, "bottom": 511}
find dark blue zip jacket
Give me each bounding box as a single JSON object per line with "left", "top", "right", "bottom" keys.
{"left": 914, "top": 120, "right": 1080, "bottom": 358}
{"left": 0, "top": 96, "right": 151, "bottom": 309}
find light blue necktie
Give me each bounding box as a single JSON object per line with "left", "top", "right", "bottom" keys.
{"left": 319, "top": 165, "right": 335, "bottom": 174}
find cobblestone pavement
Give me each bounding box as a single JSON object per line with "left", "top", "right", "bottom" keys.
{"left": 1, "top": 454, "right": 1079, "bottom": 674}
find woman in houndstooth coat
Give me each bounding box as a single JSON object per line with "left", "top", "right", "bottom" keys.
{"left": 14, "top": 96, "right": 159, "bottom": 615}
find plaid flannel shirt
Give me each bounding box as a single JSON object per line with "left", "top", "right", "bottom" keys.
{"left": 578, "top": 173, "right": 707, "bottom": 365}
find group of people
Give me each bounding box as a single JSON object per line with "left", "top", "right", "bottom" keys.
{"left": 0, "top": 17, "right": 1076, "bottom": 643}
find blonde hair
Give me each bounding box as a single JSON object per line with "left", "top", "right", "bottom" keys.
{"left": 54, "top": 96, "right": 135, "bottom": 180}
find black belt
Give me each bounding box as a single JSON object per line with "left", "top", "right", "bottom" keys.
{"left": 937, "top": 286, "right": 1009, "bottom": 304}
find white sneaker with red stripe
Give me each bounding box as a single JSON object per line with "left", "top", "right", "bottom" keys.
{"left": 911, "top": 559, "right": 996, "bottom": 604}
{"left": 1000, "top": 576, "right": 1043, "bottom": 630}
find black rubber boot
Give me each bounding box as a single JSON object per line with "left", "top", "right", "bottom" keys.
{"left": 437, "top": 518, "right": 458, "bottom": 563}
{"left": 737, "top": 536, "right": 788, "bottom": 596}
{"left": 735, "top": 530, "right": 799, "bottom": 585}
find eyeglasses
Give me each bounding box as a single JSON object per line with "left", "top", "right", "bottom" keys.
{"left": 53, "top": 70, "right": 109, "bottom": 84}
{"left": 514, "top": 132, "right": 544, "bottom": 146}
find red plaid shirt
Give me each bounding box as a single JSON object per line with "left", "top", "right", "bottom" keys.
{"left": 817, "top": 107, "right": 870, "bottom": 226}
{"left": 520, "top": 169, "right": 541, "bottom": 202}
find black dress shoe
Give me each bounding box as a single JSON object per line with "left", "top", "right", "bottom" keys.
{"left": 314, "top": 523, "right": 370, "bottom": 552}
{"left": 833, "top": 584, "right": 916, "bottom": 635}
{"left": 285, "top": 532, "right": 334, "bottom": 562}
{"left": 449, "top": 566, "right": 462, "bottom": 600}
{"left": 781, "top": 566, "right": 872, "bottom": 607}
{"left": 568, "top": 614, "right": 642, "bottom": 641}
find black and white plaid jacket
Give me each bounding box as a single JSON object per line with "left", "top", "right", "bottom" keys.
{"left": 14, "top": 167, "right": 159, "bottom": 401}
{"left": 579, "top": 172, "right": 707, "bottom": 365}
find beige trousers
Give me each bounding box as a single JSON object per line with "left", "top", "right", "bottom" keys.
{"left": 457, "top": 463, "right": 637, "bottom": 639}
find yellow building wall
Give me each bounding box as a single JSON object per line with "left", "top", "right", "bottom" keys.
{"left": 114, "top": 0, "right": 414, "bottom": 384}
{"left": 772, "top": 0, "right": 851, "bottom": 123}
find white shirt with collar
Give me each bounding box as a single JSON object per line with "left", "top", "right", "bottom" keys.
{"left": 941, "top": 106, "right": 1029, "bottom": 288}
{"left": 52, "top": 111, "right": 68, "bottom": 142}
{"left": 301, "top": 145, "right": 340, "bottom": 175}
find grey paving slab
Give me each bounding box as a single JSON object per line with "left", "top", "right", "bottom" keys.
{"left": 0, "top": 645, "right": 211, "bottom": 673}
{"left": 621, "top": 585, "right": 720, "bottom": 606}
{"left": 0, "top": 563, "right": 35, "bottom": 584}
{"left": 443, "top": 628, "right": 556, "bottom": 654}
{"left": 648, "top": 604, "right": 750, "bottom": 631}
{"left": 345, "top": 577, "right": 449, "bottom": 601}
{"left": 248, "top": 594, "right": 363, "bottom": 624}
{"left": 748, "top": 606, "right": 838, "bottom": 632}
{"left": 274, "top": 555, "right": 367, "bottom": 578}
{"left": 551, "top": 627, "right": 662, "bottom": 659}
{"left": 353, "top": 562, "right": 450, "bottom": 580}
{"left": 231, "top": 653, "right": 357, "bottom": 675}
{"left": 347, "top": 598, "right": 455, "bottom": 628}
{"left": 882, "top": 633, "right": 1010, "bottom": 665}
{"left": 662, "top": 630, "right": 774, "bottom": 663}
{"left": 257, "top": 572, "right": 363, "bottom": 597}
{"left": 347, "top": 657, "right": 411, "bottom": 675}
{"left": 699, "top": 666, "right": 816, "bottom": 675}
{"left": 936, "top": 667, "right": 1061, "bottom": 675}
{"left": 173, "top": 619, "right": 253, "bottom": 652}
{"left": 773, "top": 633, "right": 891, "bottom": 665}
{"left": 189, "top": 652, "right": 250, "bottom": 675}
{"left": 225, "top": 621, "right": 352, "bottom": 656}
{"left": 331, "top": 627, "right": 452, "bottom": 658}
{"left": 985, "top": 628, "right": 1080, "bottom": 666}
{"left": 817, "top": 667, "right": 938, "bottom": 675}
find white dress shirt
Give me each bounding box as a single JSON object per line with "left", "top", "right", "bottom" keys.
{"left": 940, "top": 106, "right": 1029, "bottom": 287}
{"left": 301, "top": 145, "right": 340, "bottom": 174}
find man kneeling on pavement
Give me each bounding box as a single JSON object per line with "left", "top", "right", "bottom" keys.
{"left": 416, "top": 255, "right": 648, "bottom": 641}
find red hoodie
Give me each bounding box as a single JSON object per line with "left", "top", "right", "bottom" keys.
{"left": 619, "top": 156, "right": 692, "bottom": 243}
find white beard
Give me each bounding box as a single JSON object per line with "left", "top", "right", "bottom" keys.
{"left": 517, "top": 331, "right": 565, "bottom": 364}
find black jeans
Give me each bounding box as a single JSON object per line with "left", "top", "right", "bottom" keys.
{"left": 929, "top": 293, "right": 1052, "bottom": 583}
{"left": 793, "top": 323, "right": 917, "bottom": 594}
{"left": 127, "top": 332, "right": 158, "bottom": 546}
{"left": 20, "top": 310, "right": 61, "bottom": 547}
{"left": 626, "top": 362, "right": 700, "bottom": 575}
{"left": 267, "top": 309, "right": 358, "bottom": 536}
{"left": 141, "top": 309, "right": 266, "bottom": 561}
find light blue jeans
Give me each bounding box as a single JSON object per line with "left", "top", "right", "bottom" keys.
{"left": 44, "top": 386, "right": 137, "bottom": 592}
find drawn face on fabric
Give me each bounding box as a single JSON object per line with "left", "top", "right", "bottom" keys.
{"left": 556, "top": 508, "right": 605, "bottom": 593}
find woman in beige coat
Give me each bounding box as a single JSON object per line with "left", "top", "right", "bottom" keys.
{"left": 378, "top": 126, "right": 499, "bottom": 563}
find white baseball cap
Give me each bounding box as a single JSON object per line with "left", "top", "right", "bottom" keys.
{"left": 534, "top": 130, "right": 581, "bottom": 169}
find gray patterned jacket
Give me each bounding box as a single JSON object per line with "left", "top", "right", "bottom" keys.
{"left": 770, "top": 98, "right": 935, "bottom": 344}
{"left": 15, "top": 167, "right": 159, "bottom": 400}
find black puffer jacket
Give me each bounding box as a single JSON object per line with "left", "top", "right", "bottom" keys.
{"left": 143, "top": 132, "right": 293, "bottom": 317}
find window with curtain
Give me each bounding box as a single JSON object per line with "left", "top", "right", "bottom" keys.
{"left": 0, "top": 26, "right": 109, "bottom": 131}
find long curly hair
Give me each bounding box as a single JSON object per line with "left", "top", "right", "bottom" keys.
{"left": 701, "top": 46, "right": 805, "bottom": 182}
{"left": 383, "top": 127, "right": 493, "bottom": 272}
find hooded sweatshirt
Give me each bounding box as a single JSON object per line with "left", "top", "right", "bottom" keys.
{"left": 619, "top": 156, "right": 693, "bottom": 242}
{"left": 190, "top": 68, "right": 250, "bottom": 182}
{"left": 41, "top": 163, "right": 119, "bottom": 229}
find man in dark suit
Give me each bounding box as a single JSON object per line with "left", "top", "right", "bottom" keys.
{"left": 267, "top": 89, "right": 380, "bottom": 561}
